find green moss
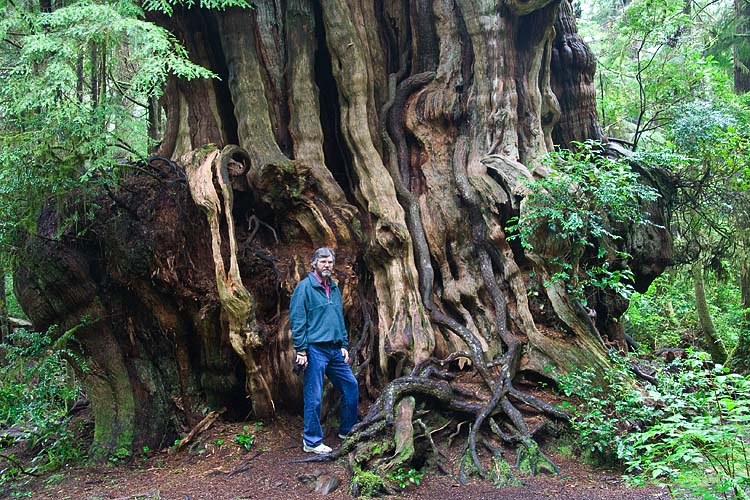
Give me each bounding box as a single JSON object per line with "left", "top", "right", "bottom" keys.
{"left": 349, "top": 217, "right": 363, "bottom": 239}
{"left": 516, "top": 440, "right": 559, "bottom": 476}
{"left": 350, "top": 433, "right": 394, "bottom": 497}
{"left": 84, "top": 338, "right": 136, "bottom": 461}
{"left": 350, "top": 470, "right": 388, "bottom": 497}
{"left": 460, "top": 448, "right": 480, "bottom": 477}
{"left": 549, "top": 432, "right": 576, "bottom": 458}
{"left": 353, "top": 437, "right": 392, "bottom": 464}
{"left": 488, "top": 456, "right": 522, "bottom": 488}
{"left": 88, "top": 395, "right": 116, "bottom": 460}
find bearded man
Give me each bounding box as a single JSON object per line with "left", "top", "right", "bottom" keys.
{"left": 290, "top": 247, "right": 359, "bottom": 454}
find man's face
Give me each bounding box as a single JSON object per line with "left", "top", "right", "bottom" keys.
{"left": 313, "top": 255, "right": 334, "bottom": 279}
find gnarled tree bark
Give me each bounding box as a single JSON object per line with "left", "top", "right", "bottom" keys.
{"left": 15, "top": 0, "right": 672, "bottom": 484}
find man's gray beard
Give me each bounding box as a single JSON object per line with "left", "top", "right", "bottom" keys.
{"left": 320, "top": 270, "right": 332, "bottom": 278}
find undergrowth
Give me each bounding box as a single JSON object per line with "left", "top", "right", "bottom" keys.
{"left": 558, "top": 350, "right": 750, "bottom": 499}
{"left": 0, "top": 328, "right": 85, "bottom": 485}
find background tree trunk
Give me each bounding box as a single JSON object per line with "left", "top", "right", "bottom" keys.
{"left": 15, "top": 0, "right": 672, "bottom": 472}
{"left": 728, "top": 244, "right": 750, "bottom": 373}
{"left": 729, "top": 0, "right": 750, "bottom": 372}
{"left": 735, "top": 0, "right": 750, "bottom": 93}
{"left": 692, "top": 261, "right": 728, "bottom": 364}
{"left": 0, "top": 270, "right": 8, "bottom": 344}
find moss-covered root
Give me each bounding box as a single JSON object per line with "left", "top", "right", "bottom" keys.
{"left": 516, "top": 439, "right": 559, "bottom": 476}
{"left": 350, "top": 469, "right": 391, "bottom": 498}
{"left": 488, "top": 456, "right": 523, "bottom": 488}
{"left": 349, "top": 437, "right": 395, "bottom": 497}
{"left": 384, "top": 396, "right": 416, "bottom": 471}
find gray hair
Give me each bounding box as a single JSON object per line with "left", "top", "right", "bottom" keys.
{"left": 311, "top": 247, "right": 336, "bottom": 265}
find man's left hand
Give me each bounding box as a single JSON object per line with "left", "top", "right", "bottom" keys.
{"left": 341, "top": 348, "right": 350, "bottom": 364}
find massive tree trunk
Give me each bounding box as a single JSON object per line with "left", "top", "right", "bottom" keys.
{"left": 14, "top": 0, "right": 672, "bottom": 480}
{"left": 730, "top": 0, "right": 750, "bottom": 373}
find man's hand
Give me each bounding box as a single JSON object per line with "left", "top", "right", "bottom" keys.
{"left": 341, "top": 348, "right": 349, "bottom": 364}
{"left": 295, "top": 351, "right": 308, "bottom": 368}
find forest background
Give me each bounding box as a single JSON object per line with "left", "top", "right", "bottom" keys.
{"left": 0, "top": 0, "right": 749, "bottom": 498}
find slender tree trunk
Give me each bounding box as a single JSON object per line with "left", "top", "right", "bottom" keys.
{"left": 90, "top": 41, "right": 99, "bottom": 108}
{"left": 692, "top": 261, "right": 728, "bottom": 363}
{"left": 76, "top": 52, "right": 84, "bottom": 104}
{"left": 735, "top": 0, "right": 750, "bottom": 93}
{"left": 0, "top": 270, "right": 9, "bottom": 344}
{"left": 728, "top": 254, "right": 750, "bottom": 373}
{"left": 147, "top": 96, "right": 161, "bottom": 154}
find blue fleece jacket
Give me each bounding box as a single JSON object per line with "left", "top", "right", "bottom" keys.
{"left": 290, "top": 272, "right": 348, "bottom": 352}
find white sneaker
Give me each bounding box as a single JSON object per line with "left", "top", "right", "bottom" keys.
{"left": 303, "top": 442, "right": 332, "bottom": 454}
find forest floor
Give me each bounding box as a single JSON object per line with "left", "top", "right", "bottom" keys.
{"left": 3, "top": 414, "right": 673, "bottom": 500}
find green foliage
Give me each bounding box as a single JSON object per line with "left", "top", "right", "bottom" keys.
{"left": 0, "top": 328, "right": 85, "bottom": 481}
{"left": 108, "top": 446, "right": 132, "bottom": 464}
{"left": 385, "top": 467, "right": 424, "bottom": 489}
{"left": 626, "top": 272, "right": 744, "bottom": 352}
{"left": 629, "top": 99, "right": 750, "bottom": 362}
{"left": 2, "top": 274, "right": 25, "bottom": 319}
{"left": 663, "top": 99, "right": 750, "bottom": 242}
{"left": 508, "top": 141, "right": 659, "bottom": 304}
{"left": 624, "top": 360, "right": 750, "bottom": 499}
{"left": 558, "top": 350, "right": 750, "bottom": 498}
{"left": 557, "top": 353, "right": 654, "bottom": 464}
{"left": 233, "top": 422, "right": 262, "bottom": 451}
{"left": 141, "top": 0, "right": 251, "bottom": 15}
{"left": 581, "top": 0, "right": 734, "bottom": 148}
{"left": 233, "top": 430, "right": 254, "bottom": 451}
{"left": 0, "top": 0, "right": 214, "bottom": 260}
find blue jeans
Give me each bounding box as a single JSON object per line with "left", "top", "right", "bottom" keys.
{"left": 303, "top": 343, "right": 359, "bottom": 447}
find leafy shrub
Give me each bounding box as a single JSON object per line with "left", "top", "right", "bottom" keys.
{"left": 0, "top": 328, "right": 85, "bottom": 481}
{"left": 508, "top": 141, "right": 660, "bottom": 304}
{"left": 234, "top": 430, "right": 255, "bottom": 451}
{"left": 557, "top": 353, "right": 656, "bottom": 464}
{"left": 234, "top": 422, "right": 263, "bottom": 451}
{"left": 558, "top": 350, "right": 750, "bottom": 499}
{"left": 386, "top": 467, "right": 424, "bottom": 489}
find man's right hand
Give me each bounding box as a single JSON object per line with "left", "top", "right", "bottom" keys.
{"left": 295, "top": 351, "right": 308, "bottom": 367}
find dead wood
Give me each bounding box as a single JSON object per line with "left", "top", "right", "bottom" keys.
{"left": 174, "top": 408, "right": 225, "bottom": 453}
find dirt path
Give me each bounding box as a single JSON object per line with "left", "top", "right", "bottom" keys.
{"left": 7, "top": 416, "right": 670, "bottom": 500}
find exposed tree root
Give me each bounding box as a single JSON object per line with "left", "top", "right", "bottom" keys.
{"left": 289, "top": 351, "right": 568, "bottom": 496}
{"left": 301, "top": 58, "right": 575, "bottom": 493}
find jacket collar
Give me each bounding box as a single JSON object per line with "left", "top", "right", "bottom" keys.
{"left": 308, "top": 271, "right": 338, "bottom": 289}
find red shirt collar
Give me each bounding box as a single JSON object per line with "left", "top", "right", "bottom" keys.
{"left": 312, "top": 272, "right": 331, "bottom": 297}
